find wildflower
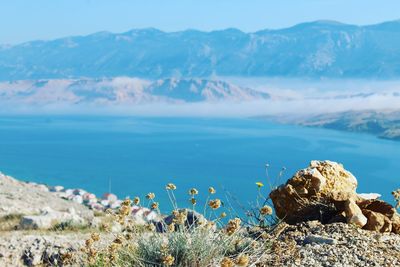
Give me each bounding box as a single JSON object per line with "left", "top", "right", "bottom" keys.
{"left": 189, "top": 188, "right": 199, "bottom": 195}
{"left": 168, "top": 223, "right": 175, "bottom": 232}
{"left": 220, "top": 257, "right": 234, "bottom": 267}
{"left": 190, "top": 197, "right": 197, "bottom": 205}
{"left": 206, "top": 221, "right": 215, "bottom": 229}
{"left": 133, "top": 196, "right": 140, "bottom": 205}
{"left": 260, "top": 205, "right": 273, "bottom": 215}
{"left": 119, "top": 205, "right": 131, "bottom": 216}
{"left": 220, "top": 212, "right": 227, "bottom": 218}
{"left": 226, "top": 218, "right": 241, "bottom": 235}
{"left": 208, "top": 199, "right": 222, "bottom": 209}
{"left": 208, "top": 186, "right": 216, "bottom": 194}
{"left": 146, "top": 192, "right": 155, "bottom": 200}
{"left": 255, "top": 182, "right": 264, "bottom": 188}
{"left": 85, "top": 238, "right": 94, "bottom": 247}
{"left": 166, "top": 183, "right": 177, "bottom": 190}
{"left": 162, "top": 255, "right": 175, "bottom": 266}
{"left": 146, "top": 223, "right": 156, "bottom": 232}
{"left": 151, "top": 202, "right": 159, "bottom": 210}
{"left": 90, "top": 232, "right": 100, "bottom": 242}
{"left": 236, "top": 254, "right": 249, "bottom": 267}
{"left": 121, "top": 198, "right": 131, "bottom": 206}
{"left": 113, "top": 236, "right": 123, "bottom": 245}
{"left": 172, "top": 210, "right": 187, "bottom": 225}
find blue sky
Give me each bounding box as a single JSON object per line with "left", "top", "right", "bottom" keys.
{"left": 1, "top": 0, "right": 400, "bottom": 44}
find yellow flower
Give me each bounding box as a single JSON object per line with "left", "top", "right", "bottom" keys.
{"left": 146, "top": 192, "right": 155, "bottom": 200}
{"left": 208, "top": 199, "right": 222, "bottom": 209}
{"left": 236, "top": 254, "right": 249, "bottom": 267}
{"left": 162, "top": 255, "right": 175, "bottom": 266}
{"left": 189, "top": 188, "right": 199, "bottom": 195}
{"left": 166, "top": 183, "right": 177, "bottom": 190}
{"left": 208, "top": 187, "right": 216, "bottom": 194}
{"left": 220, "top": 257, "right": 234, "bottom": 267}
{"left": 151, "top": 202, "right": 159, "bottom": 210}
{"left": 260, "top": 205, "right": 273, "bottom": 215}
{"left": 190, "top": 198, "right": 197, "bottom": 205}
{"left": 133, "top": 196, "right": 140, "bottom": 205}
{"left": 255, "top": 182, "right": 264, "bottom": 188}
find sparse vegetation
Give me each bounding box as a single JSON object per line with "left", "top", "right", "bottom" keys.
{"left": 79, "top": 181, "right": 277, "bottom": 267}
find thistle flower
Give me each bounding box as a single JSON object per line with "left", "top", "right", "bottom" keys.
{"left": 133, "top": 196, "right": 140, "bottom": 205}
{"left": 220, "top": 257, "right": 234, "bottom": 267}
{"left": 260, "top": 205, "right": 273, "bottom": 215}
{"left": 162, "top": 255, "right": 175, "bottom": 266}
{"left": 189, "top": 188, "right": 199, "bottom": 195}
{"left": 236, "top": 254, "right": 249, "bottom": 267}
{"left": 166, "top": 183, "right": 177, "bottom": 190}
{"left": 208, "top": 199, "right": 222, "bottom": 209}
{"left": 151, "top": 202, "right": 159, "bottom": 210}
{"left": 208, "top": 186, "right": 216, "bottom": 194}
{"left": 146, "top": 192, "right": 155, "bottom": 200}
{"left": 255, "top": 182, "right": 264, "bottom": 188}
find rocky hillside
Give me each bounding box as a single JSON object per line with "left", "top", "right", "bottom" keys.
{"left": 296, "top": 110, "right": 400, "bottom": 140}
{"left": 2, "top": 20, "right": 400, "bottom": 80}
{"left": 0, "top": 77, "right": 268, "bottom": 106}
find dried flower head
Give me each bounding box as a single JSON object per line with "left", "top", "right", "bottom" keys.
{"left": 220, "top": 212, "right": 227, "bottom": 218}
{"left": 166, "top": 183, "right": 177, "bottom": 190}
{"left": 208, "top": 199, "right": 222, "bottom": 209}
{"left": 220, "top": 257, "right": 234, "bottom": 267}
{"left": 260, "top": 205, "right": 273, "bottom": 215}
{"left": 121, "top": 198, "right": 131, "bottom": 206}
{"left": 91, "top": 232, "right": 100, "bottom": 242}
{"left": 162, "top": 255, "right": 175, "bottom": 266}
{"left": 151, "top": 202, "right": 159, "bottom": 210}
{"left": 190, "top": 197, "right": 197, "bottom": 205}
{"left": 146, "top": 192, "right": 155, "bottom": 200}
{"left": 226, "top": 218, "right": 241, "bottom": 235}
{"left": 189, "top": 188, "right": 199, "bottom": 195}
{"left": 208, "top": 186, "right": 216, "bottom": 194}
{"left": 133, "top": 196, "right": 140, "bottom": 205}
{"left": 236, "top": 254, "right": 249, "bottom": 267}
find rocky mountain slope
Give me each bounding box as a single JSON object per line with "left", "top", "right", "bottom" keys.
{"left": 0, "top": 77, "right": 269, "bottom": 105}
{"left": 2, "top": 20, "right": 400, "bottom": 80}
{"left": 295, "top": 110, "right": 400, "bottom": 140}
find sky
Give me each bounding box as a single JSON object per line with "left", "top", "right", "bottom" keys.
{"left": 1, "top": 0, "right": 400, "bottom": 44}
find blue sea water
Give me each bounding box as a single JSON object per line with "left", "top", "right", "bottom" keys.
{"left": 0, "top": 116, "right": 399, "bottom": 209}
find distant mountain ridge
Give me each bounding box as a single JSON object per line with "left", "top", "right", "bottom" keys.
{"left": 2, "top": 20, "right": 400, "bottom": 80}
{"left": 0, "top": 77, "right": 269, "bottom": 105}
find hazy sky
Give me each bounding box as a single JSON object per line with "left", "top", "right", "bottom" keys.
{"left": 1, "top": 0, "right": 400, "bottom": 44}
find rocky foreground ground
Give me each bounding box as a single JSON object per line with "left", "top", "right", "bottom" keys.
{"left": 1, "top": 161, "right": 400, "bottom": 266}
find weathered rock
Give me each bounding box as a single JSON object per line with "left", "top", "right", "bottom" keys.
{"left": 154, "top": 209, "right": 208, "bottom": 232}
{"left": 303, "top": 234, "right": 338, "bottom": 245}
{"left": 270, "top": 160, "right": 400, "bottom": 234}
{"left": 19, "top": 207, "right": 85, "bottom": 230}
{"left": 344, "top": 199, "right": 367, "bottom": 228}
{"left": 362, "top": 209, "right": 392, "bottom": 233}
{"left": 270, "top": 160, "right": 358, "bottom": 224}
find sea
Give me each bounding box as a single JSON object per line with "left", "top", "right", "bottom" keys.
{"left": 0, "top": 116, "right": 399, "bottom": 210}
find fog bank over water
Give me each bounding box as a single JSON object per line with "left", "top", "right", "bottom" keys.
{"left": 1, "top": 78, "right": 400, "bottom": 117}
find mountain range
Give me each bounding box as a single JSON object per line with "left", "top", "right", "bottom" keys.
{"left": 2, "top": 20, "right": 400, "bottom": 80}
{"left": 0, "top": 77, "right": 269, "bottom": 105}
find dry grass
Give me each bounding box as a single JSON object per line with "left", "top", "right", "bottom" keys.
{"left": 76, "top": 182, "right": 278, "bottom": 267}
{"left": 0, "top": 213, "right": 23, "bottom": 231}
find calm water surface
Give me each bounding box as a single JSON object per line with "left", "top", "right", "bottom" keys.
{"left": 0, "top": 116, "right": 399, "bottom": 208}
